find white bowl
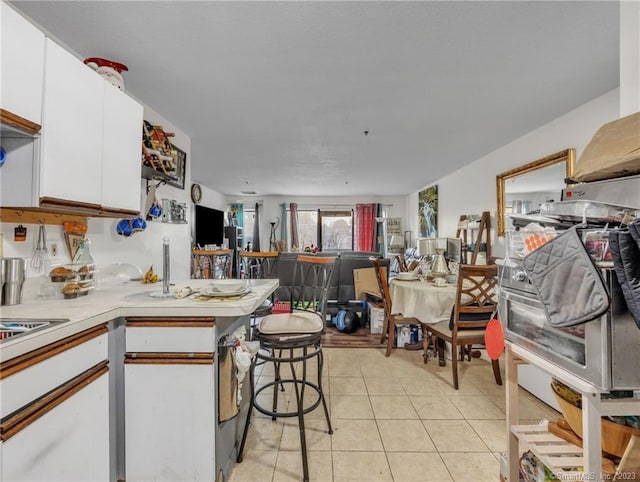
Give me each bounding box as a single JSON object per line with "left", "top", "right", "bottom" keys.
{"left": 208, "top": 279, "right": 247, "bottom": 293}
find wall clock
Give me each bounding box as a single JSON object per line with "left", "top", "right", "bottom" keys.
{"left": 190, "top": 183, "right": 202, "bottom": 204}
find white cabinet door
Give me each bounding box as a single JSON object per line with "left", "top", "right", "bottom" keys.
{"left": 40, "top": 38, "right": 103, "bottom": 206}
{"left": 125, "top": 363, "right": 216, "bottom": 481}
{"left": 102, "top": 84, "right": 143, "bottom": 213}
{"left": 0, "top": 2, "right": 45, "bottom": 124}
{"left": 1, "top": 372, "right": 110, "bottom": 482}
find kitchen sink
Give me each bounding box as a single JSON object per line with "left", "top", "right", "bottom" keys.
{"left": 0, "top": 318, "right": 70, "bottom": 342}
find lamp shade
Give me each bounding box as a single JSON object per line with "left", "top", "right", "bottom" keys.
{"left": 390, "top": 235, "right": 404, "bottom": 248}
{"left": 416, "top": 238, "right": 436, "bottom": 256}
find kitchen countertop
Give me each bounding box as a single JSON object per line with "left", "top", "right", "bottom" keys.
{"left": 0, "top": 278, "right": 278, "bottom": 362}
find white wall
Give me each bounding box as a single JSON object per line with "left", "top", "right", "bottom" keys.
{"left": 1, "top": 105, "right": 227, "bottom": 281}
{"left": 620, "top": 0, "right": 640, "bottom": 116}
{"left": 406, "top": 89, "right": 620, "bottom": 257}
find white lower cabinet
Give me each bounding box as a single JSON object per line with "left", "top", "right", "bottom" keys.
{"left": 1, "top": 368, "right": 110, "bottom": 482}
{"left": 0, "top": 325, "right": 110, "bottom": 482}
{"left": 125, "top": 363, "right": 216, "bottom": 482}
{"left": 124, "top": 317, "right": 217, "bottom": 482}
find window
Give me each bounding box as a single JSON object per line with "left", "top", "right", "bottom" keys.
{"left": 294, "top": 210, "right": 318, "bottom": 249}
{"left": 242, "top": 209, "right": 254, "bottom": 250}
{"left": 319, "top": 210, "right": 353, "bottom": 250}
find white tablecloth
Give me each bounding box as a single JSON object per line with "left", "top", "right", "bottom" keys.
{"left": 389, "top": 279, "right": 457, "bottom": 324}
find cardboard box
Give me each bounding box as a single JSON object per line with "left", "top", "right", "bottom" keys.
{"left": 353, "top": 266, "right": 386, "bottom": 300}
{"left": 369, "top": 304, "right": 384, "bottom": 334}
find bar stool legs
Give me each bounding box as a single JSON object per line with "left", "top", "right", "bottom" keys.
{"left": 237, "top": 335, "right": 332, "bottom": 482}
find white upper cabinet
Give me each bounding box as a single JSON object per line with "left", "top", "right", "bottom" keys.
{"left": 102, "top": 84, "right": 143, "bottom": 213}
{"left": 0, "top": 2, "right": 45, "bottom": 125}
{"left": 41, "top": 38, "right": 104, "bottom": 207}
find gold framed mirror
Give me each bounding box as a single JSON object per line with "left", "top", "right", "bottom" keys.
{"left": 496, "top": 148, "right": 575, "bottom": 236}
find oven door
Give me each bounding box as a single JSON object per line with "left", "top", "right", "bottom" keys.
{"left": 499, "top": 288, "right": 610, "bottom": 389}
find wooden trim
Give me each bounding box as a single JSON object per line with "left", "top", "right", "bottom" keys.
{"left": 125, "top": 317, "right": 215, "bottom": 327}
{"left": 192, "top": 248, "right": 232, "bottom": 256}
{"left": 124, "top": 352, "right": 214, "bottom": 364}
{"left": 98, "top": 206, "right": 140, "bottom": 217}
{"left": 238, "top": 251, "right": 279, "bottom": 259}
{"left": 0, "top": 324, "right": 108, "bottom": 380}
{"left": 0, "top": 361, "right": 109, "bottom": 441}
{"left": 0, "top": 208, "right": 88, "bottom": 227}
{"left": 0, "top": 109, "right": 41, "bottom": 136}
{"left": 39, "top": 197, "right": 103, "bottom": 214}
{"left": 297, "top": 254, "right": 336, "bottom": 265}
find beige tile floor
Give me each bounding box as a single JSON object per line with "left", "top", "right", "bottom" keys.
{"left": 229, "top": 347, "right": 559, "bottom": 482}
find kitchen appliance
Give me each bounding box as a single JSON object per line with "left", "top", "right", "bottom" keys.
{"left": 1, "top": 257, "right": 27, "bottom": 305}
{"left": 498, "top": 262, "right": 640, "bottom": 390}
{"left": 500, "top": 175, "right": 640, "bottom": 392}
{"left": 563, "top": 174, "right": 640, "bottom": 208}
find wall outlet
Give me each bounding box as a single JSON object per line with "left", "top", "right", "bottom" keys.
{"left": 48, "top": 241, "right": 58, "bottom": 258}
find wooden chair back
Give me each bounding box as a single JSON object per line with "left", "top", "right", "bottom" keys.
{"left": 451, "top": 264, "right": 498, "bottom": 336}
{"left": 395, "top": 255, "right": 409, "bottom": 272}
{"left": 239, "top": 251, "right": 279, "bottom": 279}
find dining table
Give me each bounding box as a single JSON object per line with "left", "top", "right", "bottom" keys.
{"left": 389, "top": 276, "right": 458, "bottom": 351}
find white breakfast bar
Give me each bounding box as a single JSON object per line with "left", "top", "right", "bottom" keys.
{"left": 0, "top": 279, "right": 278, "bottom": 482}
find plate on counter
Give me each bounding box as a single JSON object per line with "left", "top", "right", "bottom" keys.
{"left": 198, "top": 287, "right": 252, "bottom": 298}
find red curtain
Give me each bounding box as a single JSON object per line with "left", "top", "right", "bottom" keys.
{"left": 355, "top": 203, "right": 377, "bottom": 251}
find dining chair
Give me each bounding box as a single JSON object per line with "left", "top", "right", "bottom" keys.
{"left": 237, "top": 255, "right": 335, "bottom": 482}
{"left": 395, "top": 254, "right": 409, "bottom": 272}
{"left": 373, "top": 258, "right": 423, "bottom": 358}
{"left": 423, "top": 264, "right": 503, "bottom": 390}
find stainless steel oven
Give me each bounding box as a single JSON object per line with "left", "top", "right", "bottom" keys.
{"left": 498, "top": 263, "right": 640, "bottom": 391}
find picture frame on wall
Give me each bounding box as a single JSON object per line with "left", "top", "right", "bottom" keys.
{"left": 166, "top": 143, "right": 186, "bottom": 189}
{"left": 418, "top": 185, "right": 438, "bottom": 238}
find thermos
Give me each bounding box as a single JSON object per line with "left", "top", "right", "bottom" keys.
{"left": 1, "top": 257, "right": 27, "bottom": 306}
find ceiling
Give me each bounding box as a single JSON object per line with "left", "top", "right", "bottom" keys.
{"left": 11, "top": 1, "right": 619, "bottom": 198}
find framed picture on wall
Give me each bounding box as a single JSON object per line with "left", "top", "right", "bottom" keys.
{"left": 166, "top": 143, "right": 186, "bottom": 189}
{"left": 418, "top": 185, "right": 438, "bottom": 238}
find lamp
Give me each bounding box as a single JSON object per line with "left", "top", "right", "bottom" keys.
{"left": 389, "top": 235, "right": 404, "bottom": 252}
{"left": 416, "top": 238, "right": 436, "bottom": 257}
{"left": 269, "top": 217, "right": 280, "bottom": 251}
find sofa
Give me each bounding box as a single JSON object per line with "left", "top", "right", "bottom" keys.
{"left": 271, "top": 251, "right": 390, "bottom": 320}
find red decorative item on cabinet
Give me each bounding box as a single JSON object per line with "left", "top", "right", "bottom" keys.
{"left": 83, "top": 57, "right": 128, "bottom": 91}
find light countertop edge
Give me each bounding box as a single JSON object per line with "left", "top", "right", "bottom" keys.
{"left": 0, "top": 279, "right": 278, "bottom": 362}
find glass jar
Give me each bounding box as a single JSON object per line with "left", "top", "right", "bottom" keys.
{"left": 73, "top": 238, "right": 95, "bottom": 268}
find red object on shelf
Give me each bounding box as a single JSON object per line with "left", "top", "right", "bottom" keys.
{"left": 83, "top": 57, "right": 128, "bottom": 72}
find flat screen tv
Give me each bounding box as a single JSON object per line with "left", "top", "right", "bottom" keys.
{"left": 194, "top": 205, "right": 225, "bottom": 248}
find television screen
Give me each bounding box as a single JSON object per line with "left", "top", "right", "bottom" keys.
{"left": 195, "top": 205, "right": 225, "bottom": 247}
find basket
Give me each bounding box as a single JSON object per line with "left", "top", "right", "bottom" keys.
{"left": 551, "top": 382, "right": 637, "bottom": 458}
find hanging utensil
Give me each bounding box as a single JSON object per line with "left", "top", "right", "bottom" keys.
{"left": 30, "top": 223, "right": 46, "bottom": 273}
{"left": 40, "top": 224, "right": 50, "bottom": 273}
